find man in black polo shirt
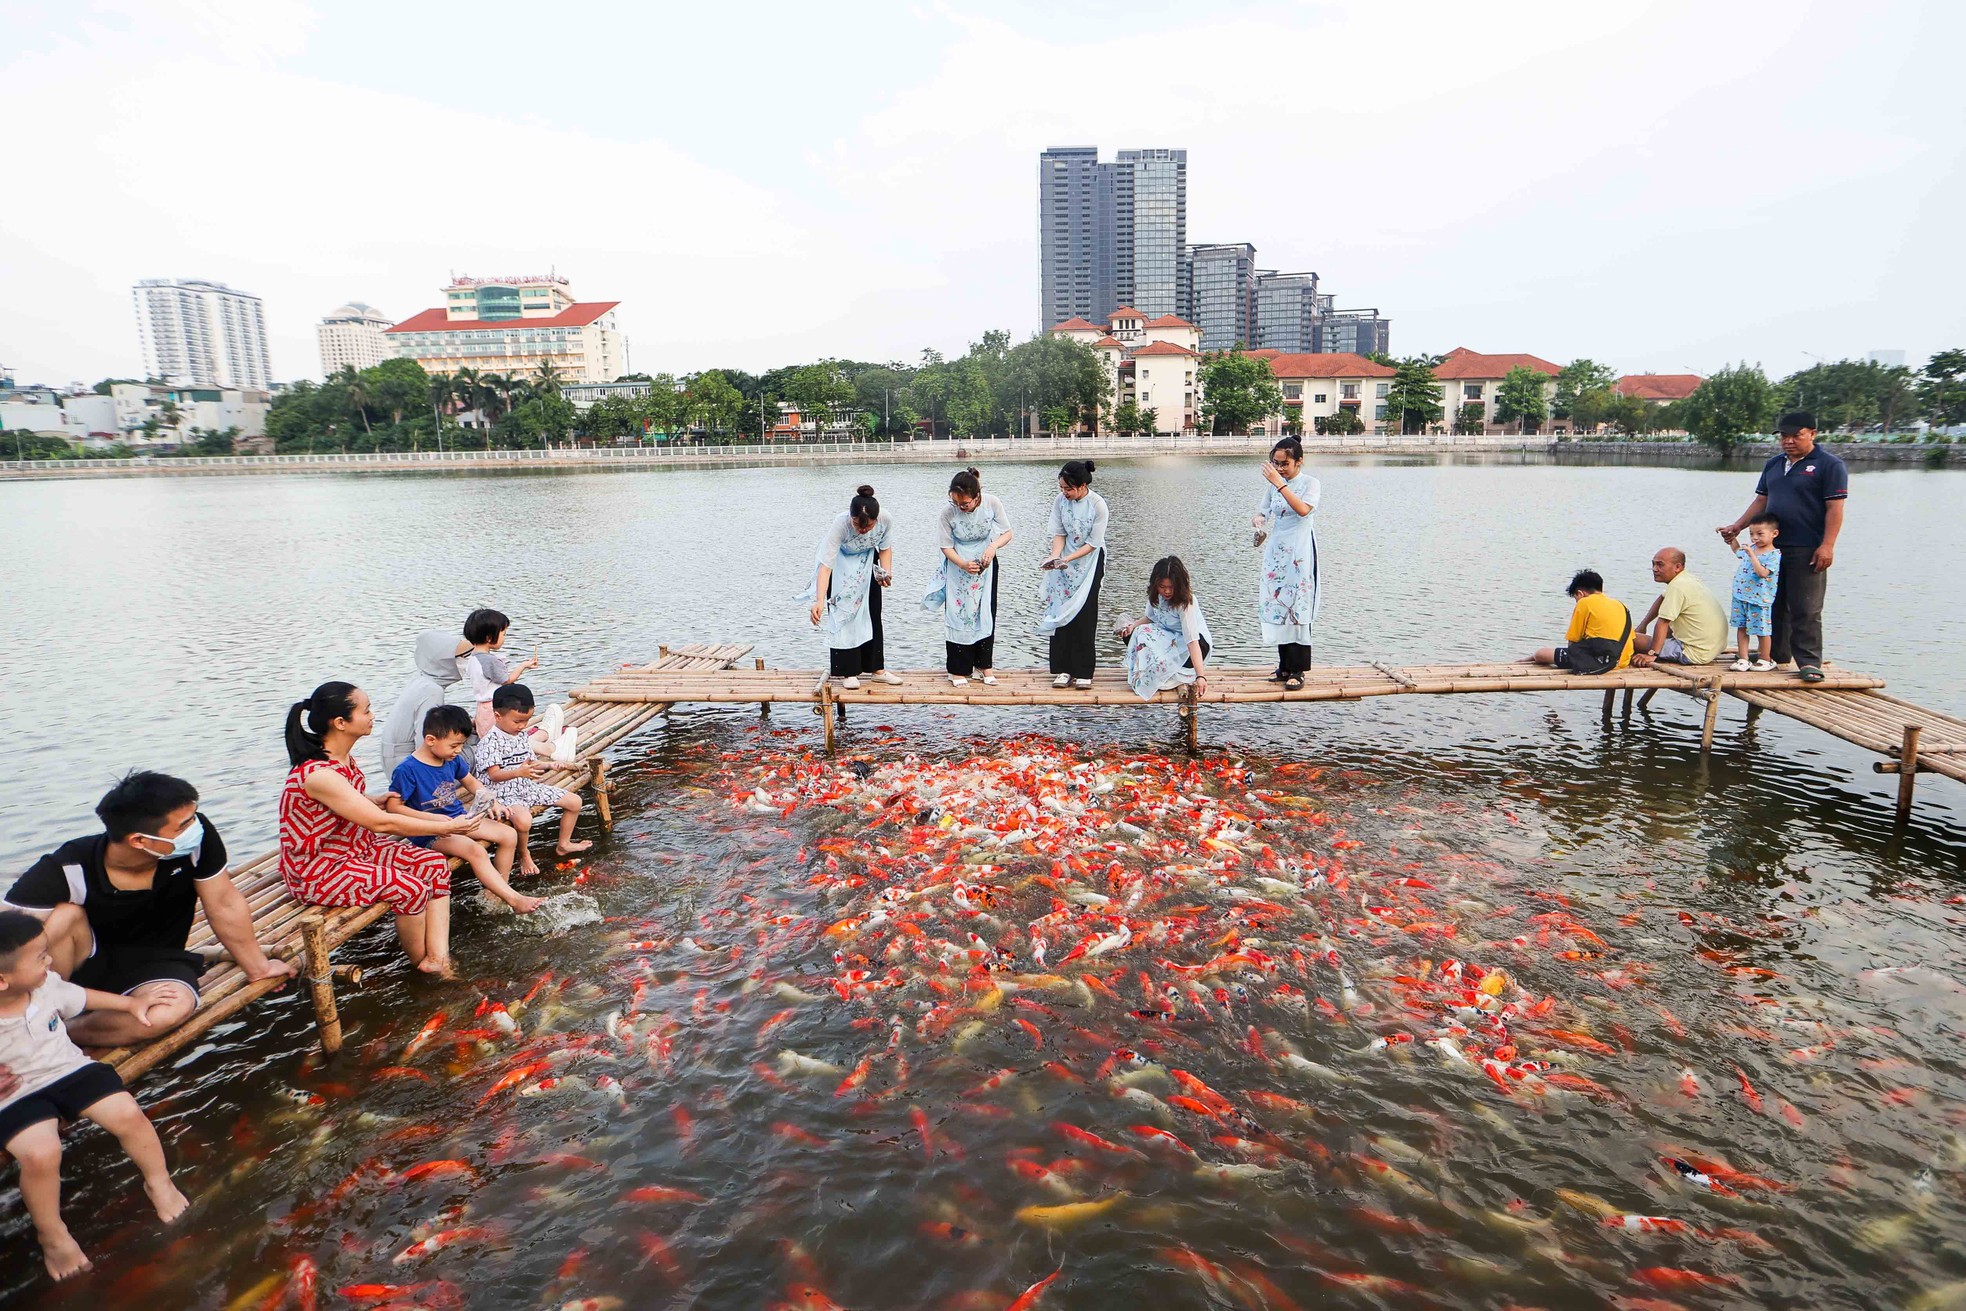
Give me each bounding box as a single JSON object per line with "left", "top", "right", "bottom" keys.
{"left": 4, "top": 771, "right": 292, "bottom": 1047}
{"left": 1717, "top": 410, "right": 1847, "bottom": 682}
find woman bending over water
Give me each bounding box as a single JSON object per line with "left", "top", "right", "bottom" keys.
{"left": 925, "top": 467, "right": 1013, "bottom": 687}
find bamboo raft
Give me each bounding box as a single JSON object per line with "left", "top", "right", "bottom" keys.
{"left": 94, "top": 643, "right": 751, "bottom": 1083}
{"left": 1728, "top": 685, "right": 1966, "bottom": 821}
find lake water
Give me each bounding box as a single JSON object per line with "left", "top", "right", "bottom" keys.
{"left": 0, "top": 456, "right": 1962, "bottom": 1309}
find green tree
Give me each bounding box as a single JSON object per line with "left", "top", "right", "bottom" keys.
{"left": 1601, "top": 392, "right": 1651, "bottom": 437}
{"left": 1452, "top": 402, "right": 1485, "bottom": 435}
{"left": 1383, "top": 358, "right": 1443, "bottom": 434}
{"left": 1493, "top": 366, "right": 1549, "bottom": 434}
{"left": 1002, "top": 335, "right": 1108, "bottom": 435}
{"left": 1552, "top": 359, "right": 1617, "bottom": 422}
{"left": 945, "top": 358, "right": 997, "bottom": 438}
{"left": 532, "top": 360, "right": 564, "bottom": 396}
{"left": 190, "top": 425, "right": 240, "bottom": 456}
{"left": 781, "top": 361, "right": 855, "bottom": 439}
{"left": 1137, "top": 405, "right": 1159, "bottom": 436}
{"left": 1315, "top": 409, "right": 1364, "bottom": 436}
{"left": 1684, "top": 363, "right": 1776, "bottom": 453}
{"left": 1569, "top": 386, "right": 1614, "bottom": 433}
{"left": 363, "top": 359, "right": 430, "bottom": 444}
{"left": 686, "top": 370, "right": 744, "bottom": 435}
{"left": 1876, "top": 366, "right": 1916, "bottom": 436}
{"left": 1109, "top": 400, "right": 1147, "bottom": 436}
{"left": 1922, "top": 349, "right": 1966, "bottom": 427}
{"left": 1199, "top": 350, "right": 1284, "bottom": 434}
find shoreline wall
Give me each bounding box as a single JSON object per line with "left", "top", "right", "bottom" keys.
{"left": 0, "top": 434, "right": 1950, "bottom": 481}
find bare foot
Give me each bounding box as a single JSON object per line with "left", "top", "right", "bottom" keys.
{"left": 518, "top": 862, "right": 543, "bottom": 878}
{"left": 145, "top": 1177, "right": 190, "bottom": 1223}
{"left": 40, "top": 1229, "right": 92, "bottom": 1281}
{"left": 556, "top": 839, "right": 593, "bottom": 856}
{"left": 415, "top": 955, "right": 458, "bottom": 980}
{"left": 507, "top": 894, "right": 546, "bottom": 915}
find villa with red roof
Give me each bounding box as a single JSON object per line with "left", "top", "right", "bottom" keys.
{"left": 1615, "top": 373, "right": 1703, "bottom": 402}
{"left": 1049, "top": 308, "right": 1203, "bottom": 432}
{"left": 1430, "top": 348, "right": 1562, "bottom": 433}
{"left": 384, "top": 274, "right": 627, "bottom": 383}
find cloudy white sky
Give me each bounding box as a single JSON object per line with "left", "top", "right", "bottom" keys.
{"left": 2, "top": 0, "right": 1961, "bottom": 386}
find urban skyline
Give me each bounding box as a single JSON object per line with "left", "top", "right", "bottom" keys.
{"left": 3, "top": 3, "right": 1958, "bottom": 390}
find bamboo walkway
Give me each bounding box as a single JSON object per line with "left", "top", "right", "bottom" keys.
{"left": 96, "top": 642, "right": 751, "bottom": 1083}
{"left": 1727, "top": 685, "right": 1966, "bottom": 820}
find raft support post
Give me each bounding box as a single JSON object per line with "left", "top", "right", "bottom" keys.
{"left": 299, "top": 912, "right": 343, "bottom": 1056}
{"left": 1184, "top": 683, "right": 1200, "bottom": 755}
{"left": 821, "top": 681, "right": 836, "bottom": 755}
{"left": 592, "top": 756, "right": 613, "bottom": 829}
{"left": 1700, "top": 678, "right": 1721, "bottom": 755}
{"left": 1601, "top": 690, "right": 1615, "bottom": 719}
{"left": 1620, "top": 688, "right": 1634, "bottom": 721}
{"left": 1897, "top": 724, "right": 1922, "bottom": 821}
{"left": 756, "top": 657, "right": 769, "bottom": 719}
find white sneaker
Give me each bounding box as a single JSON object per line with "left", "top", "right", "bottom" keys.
{"left": 1750, "top": 658, "right": 1776, "bottom": 672}
{"left": 1053, "top": 673, "right": 1071, "bottom": 688}
{"left": 1073, "top": 678, "right": 1092, "bottom": 689}
{"left": 842, "top": 676, "right": 860, "bottom": 690}
{"left": 875, "top": 672, "right": 902, "bottom": 685}
{"left": 949, "top": 674, "right": 969, "bottom": 686}
{"left": 980, "top": 673, "right": 998, "bottom": 686}
{"left": 1729, "top": 658, "right": 1752, "bottom": 672}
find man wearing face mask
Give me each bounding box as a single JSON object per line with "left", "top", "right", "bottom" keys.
{"left": 3, "top": 771, "right": 293, "bottom": 1048}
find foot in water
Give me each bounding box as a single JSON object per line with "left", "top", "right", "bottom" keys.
{"left": 415, "top": 954, "right": 458, "bottom": 979}
{"left": 146, "top": 1178, "right": 190, "bottom": 1224}
{"left": 507, "top": 894, "right": 546, "bottom": 914}
{"left": 40, "top": 1229, "right": 92, "bottom": 1281}
{"left": 556, "top": 839, "right": 593, "bottom": 856}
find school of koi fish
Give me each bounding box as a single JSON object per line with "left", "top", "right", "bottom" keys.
{"left": 9, "top": 728, "right": 1964, "bottom": 1310}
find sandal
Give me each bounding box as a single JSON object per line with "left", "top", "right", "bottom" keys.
{"left": 1073, "top": 678, "right": 1092, "bottom": 690}
{"left": 1750, "top": 658, "right": 1776, "bottom": 672}
{"left": 1729, "top": 658, "right": 1752, "bottom": 672}
{"left": 949, "top": 674, "right": 969, "bottom": 687}
{"left": 1284, "top": 675, "right": 1304, "bottom": 691}
{"left": 1052, "top": 673, "right": 1071, "bottom": 688}
{"left": 842, "top": 676, "right": 860, "bottom": 690}
{"left": 980, "top": 673, "right": 998, "bottom": 686}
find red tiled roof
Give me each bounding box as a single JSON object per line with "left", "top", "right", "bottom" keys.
{"left": 1048, "top": 317, "right": 1101, "bottom": 333}
{"left": 1616, "top": 373, "right": 1702, "bottom": 401}
{"left": 1108, "top": 306, "right": 1143, "bottom": 320}
{"left": 1144, "top": 314, "right": 1196, "bottom": 329}
{"left": 1240, "top": 348, "right": 1281, "bottom": 359}
{"left": 1431, "top": 350, "right": 1560, "bottom": 379}
{"left": 1092, "top": 336, "right": 1127, "bottom": 349}
{"left": 1263, "top": 352, "right": 1396, "bottom": 379}
{"left": 386, "top": 302, "right": 619, "bottom": 333}
{"left": 1130, "top": 341, "right": 1199, "bottom": 357}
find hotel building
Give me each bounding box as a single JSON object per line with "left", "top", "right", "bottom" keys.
{"left": 384, "top": 275, "right": 627, "bottom": 383}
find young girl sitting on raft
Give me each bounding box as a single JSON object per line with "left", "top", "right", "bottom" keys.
{"left": 472, "top": 684, "right": 592, "bottom": 875}
{"left": 1118, "top": 555, "right": 1213, "bottom": 701}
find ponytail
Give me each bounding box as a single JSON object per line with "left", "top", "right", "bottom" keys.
{"left": 949, "top": 466, "right": 982, "bottom": 499}
{"left": 1059, "top": 460, "right": 1095, "bottom": 488}
{"left": 286, "top": 680, "right": 360, "bottom": 767}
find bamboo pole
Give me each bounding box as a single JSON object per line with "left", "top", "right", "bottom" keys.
{"left": 592, "top": 756, "right": 612, "bottom": 829}
{"left": 757, "top": 656, "right": 770, "bottom": 719}
{"left": 1621, "top": 687, "right": 1634, "bottom": 720}
{"left": 1700, "top": 678, "right": 1721, "bottom": 754}
{"left": 1897, "top": 724, "right": 1922, "bottom": 822}
{"left": 1185, "top": 683, "right": 1199, "bottom": 755}
{"left": 299, "top": 912, "right": 343, "bottom": 1056}
{"left": 821, "top": 681, "right": 836, "bottom": 755}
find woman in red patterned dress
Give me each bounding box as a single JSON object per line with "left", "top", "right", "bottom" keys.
{"left": 280, "top": 682, "right": 477, "bottom": 977}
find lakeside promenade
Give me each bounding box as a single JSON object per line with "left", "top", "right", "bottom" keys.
{"left": 0, "top": 433, "right": 1948, "bottom": 481}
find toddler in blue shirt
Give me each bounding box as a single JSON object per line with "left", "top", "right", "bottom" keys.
{"left": 387, "top": 705, "right": 542, "bottom": 914}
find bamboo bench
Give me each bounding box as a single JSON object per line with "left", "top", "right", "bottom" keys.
{"left": 92, "top": 643, "right": 752, "bottom": 1084}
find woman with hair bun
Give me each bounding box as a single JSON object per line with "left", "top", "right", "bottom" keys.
{"left": 800, "top": 485, "right": 901, "bottom": 690}
{"left": 1253, "top": 437, "right": 1322, "bottom": 690}
{"left": 1036, "top": 459, "right": 1109, "bottom": 688}
{"left": 279, "top": 682, "right": 474, "bottom": 976}
{"left": 924, "top": 467, "right": 1014, "bottom": 686}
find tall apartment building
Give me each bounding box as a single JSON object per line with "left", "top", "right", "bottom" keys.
{"left": 316, "top": 302, "right": 394, "bottom": 375}
{"left": 1253, "top": 272, "right": 1322, "bottom": 353}
{"left": 1187, "top": 244, "right": 1260, "bottom": 351}
{"left": 1316, "top": 309, "right": 1391, "bottom": 357}
{"left": 384, "top": 274, "right": 626, "bottom": 384}
{"left": 133, "top": 278, "right": 272, "bottom": 389}
{"left": 1039, "top": 146, "right": 1187, "bottom": 325}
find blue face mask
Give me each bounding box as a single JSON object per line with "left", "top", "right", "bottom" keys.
{"left": 140, "top": 816, "right": 204, "bottom": 861}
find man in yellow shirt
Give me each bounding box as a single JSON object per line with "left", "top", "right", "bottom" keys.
{"left": 1528, "top": 570, "right": 1633, "bottom": 672}
{"left": 1631, "top": 547, "right": 1727, "bottom": 667}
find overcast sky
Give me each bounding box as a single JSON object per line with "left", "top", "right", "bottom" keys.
{"left": 2, "top": 0, "right": 1961, "bottom": 387}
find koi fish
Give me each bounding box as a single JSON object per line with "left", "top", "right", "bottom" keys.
{"left": 393, "top": 1226, "right": 495, "bottom": 1264}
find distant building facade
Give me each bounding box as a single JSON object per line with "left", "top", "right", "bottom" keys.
{"left": 1614, "top": 374, "right": 1701, "bottom": 403}
{"left": 385, "top": 275, "right": 626, "bottom": 384}
{"left": 1039, "top": 146, "right": 1188, "bottom": 325}
{"left": 1433, "top": 348, "right": 1561, "bottom": 431}
{"left": 133, "top": 278, "right": 272, "bottom": 389}
{"left": 1049, "top": 310, "right": 1202, "bottom": 433}
{"left": 317, "top": 302, "right": 394, "bottom": 376}
{"left": 1316, "top": 309, "right": 1390, "bottom": 358}
{"left": 1253, "top": 272, "right": 1323, "bottom": 353}
{"left": 1251, "top": 352, "right": 1400, "bottom": 436}
{"left": 1188, "top": 243, "right": 1258, "bottom": 352}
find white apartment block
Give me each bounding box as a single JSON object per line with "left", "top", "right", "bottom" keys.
{"left": 317, "top": 302, "right": 395, "bottom": 375}
{"left": 133, "top": 278, "right": 272, "bottom": 389}
{"left": 385, "top": 275, "right": 627, "bottom": 385}
{"left": 1049, "top": 309, "right": 1203, "bottom": 433}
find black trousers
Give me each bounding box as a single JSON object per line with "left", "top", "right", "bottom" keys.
{"left": 1770, "top": 545, "right": 1828, "bottom": 669}
{"left": 829, "top": 575, "right": 885, "bottom": 677}
{"left": 946, "top": 564, "right": 999, "bottom": 675}
{"left": 1048, "top": 551, "right": 1104, "bottom": 679}
{"left": 1277, "top": 641, "right": 1314, "bottom": 675}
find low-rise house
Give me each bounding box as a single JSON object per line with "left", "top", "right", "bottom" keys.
{"left": 1433, "top": 348, "right": 1562, "bottom": 432}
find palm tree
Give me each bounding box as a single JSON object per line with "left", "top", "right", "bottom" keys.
{"left": 532, "top": 360, "right": 564, "bottom": 396}
{"left": 345, "top": 371, "right": 374, "bottom": 436}
{"left": 452, "top": 368, "right": 485, "bottom": 427}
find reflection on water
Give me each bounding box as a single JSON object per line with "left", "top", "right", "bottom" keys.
{"left": 0, "top": 458, "right": 1963, "bottom": 1304}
